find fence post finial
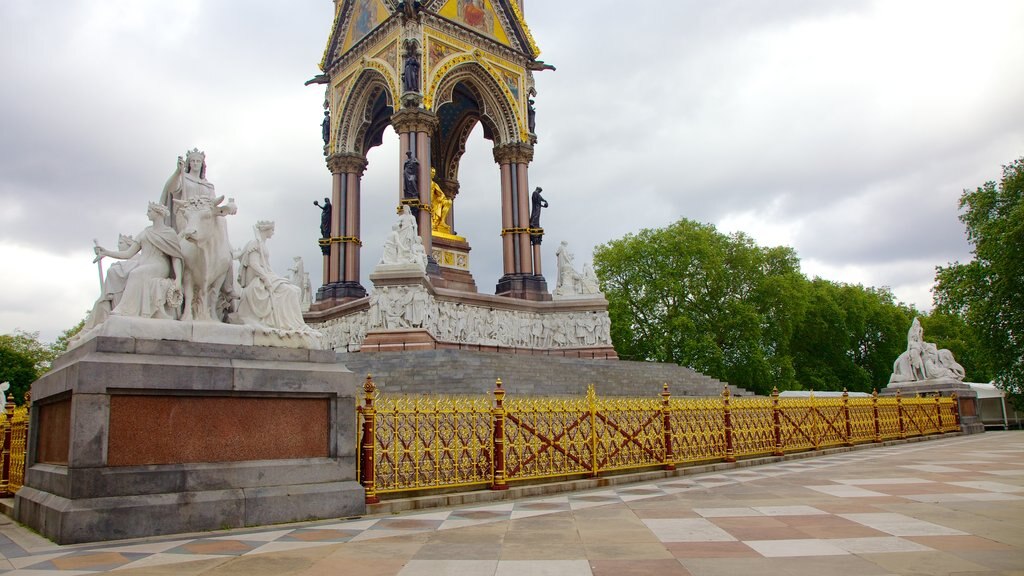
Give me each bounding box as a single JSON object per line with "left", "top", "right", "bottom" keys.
{"left": 359, "top": 374, "right": 379, "bottom": 504}
{"left": 491, "top": 378, "right": 508, "bottom": 490}
{"left": 661, "top": 384, "right": 674, "bottom": 470}
{"left": 722, "top": 385, "right": 735, "bottom": 463}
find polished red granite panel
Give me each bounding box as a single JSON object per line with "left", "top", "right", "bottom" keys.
{"left": 107, "top": 395, "right": 329, "bottom": 465}
{"left": 36, "top": 398, "right": 71, "bottom": 465}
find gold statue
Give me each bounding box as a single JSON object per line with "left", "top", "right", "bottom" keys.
{"left": 430, "top": 168, "right": 453, "bottom": 235}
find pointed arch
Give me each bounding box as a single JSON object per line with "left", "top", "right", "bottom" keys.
{"left": 428, "top": 58, "right": 522, "bottom": 147}
{"left": 336, "top": 68, "right": 397, "bottom": 155}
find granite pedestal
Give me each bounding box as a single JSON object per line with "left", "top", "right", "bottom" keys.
{"left": 883, "top": 378, "right": 985, "bottom": 434}
{"left": 14, "top": 333, "right": 365, "bottom": 544}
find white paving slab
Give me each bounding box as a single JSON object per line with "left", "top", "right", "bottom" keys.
{"left": 901, "top": 464, "right": 966, "bottom": 473}
{"left": 806, "top": 484, "right": 889, "bottom": 498}
{"left": 398, "top": 559, "right": 500, "bottom": 576}
{"left": 209, "top": 529, "right": 295, "bottom": 542}
{"left": 744, "top": 538, "right": 849, "bottom": 557}
{"left": 839, "top": 513, "right": 967, "bottom": 536}
{"left": 642, "top": 518, "right": 738, "bottom": 542}
{"left": 949, "top": 481, "right": 1024, "bottom": 493}
{"left": 752, "top": 505, "right": 828, "bottom": 516}
{"left": 834, "top": 477, "right": 932, "bottom": 485}
{"left": 110, "top": 553, "right": 228, "bottom": 572}
{"left": 247, "top": 541, "right": 332, "bottom": 555}
{"left": 693, "top": 507, "right": 761, "bottom": 518}
{"left": 495, "top": 559, "right": 593, "bottom": 576}
{"left": 828, "top": 536, "right": 934, "bottom": 554}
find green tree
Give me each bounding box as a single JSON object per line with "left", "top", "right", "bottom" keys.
{"left": 593, "top": 219, "right": 805, "bottom": 395}
{"left": 791, "top": 281, "right": 916, "bottom": 393}
{"left": 0, "top": 330, "right": 57, "bottom": 404}
{"left": 934, "top": 157, "right": 1024, "bottom": 400}
{"left": 52, "top": 318, "right": 86, "bottom": 357}
{"left": 918, "top": 311, "right": 994, "bottom": 384}
{"left": 595, "top": 218, "right": 922, "bottom": 395}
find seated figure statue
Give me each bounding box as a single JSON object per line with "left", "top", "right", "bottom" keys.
{"left": 83, "top": 233, "right": 136, "bottom": 330}
{"left": 379, "top": 205, "right": 428, "bottom": 272}
{"left": 92, "top": 203, "right": 184, "bottom": 320}
{"left": 890, "top": 318, "right": 966, "bottom": 384}
{"left": 233, "top": 221, "right": 309, "bottom": 332}
{"left": 553, "top": 241, "right": 604, "bottom": 299}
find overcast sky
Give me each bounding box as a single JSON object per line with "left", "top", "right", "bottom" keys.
{"left": 2, "top": 1, "right": 1022, "bottom": 343}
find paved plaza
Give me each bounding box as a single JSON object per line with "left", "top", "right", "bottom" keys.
{"left": 0, "top": 432, "right": 1020, "bottom": 575}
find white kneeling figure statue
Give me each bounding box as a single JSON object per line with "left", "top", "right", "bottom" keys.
{"left": 233, "top": 221, "right": 310, "bottom": 332}
{"left": 889, "top": 318, "right": 966, "bottom": 384}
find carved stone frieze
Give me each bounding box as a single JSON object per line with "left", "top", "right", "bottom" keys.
{"left": 314, "top": 283, "right": 613, "bottom": 351}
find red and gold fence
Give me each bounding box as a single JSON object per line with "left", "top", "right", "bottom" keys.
{"left": 0, "top": 394, "right": 29, "bottom": 496}
{"left": 358, "top": 378, "right": 961, "bottom": 501}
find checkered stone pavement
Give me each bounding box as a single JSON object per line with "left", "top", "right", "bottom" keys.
{"left": 0, "top": 432, "right": 1020, "bottom": 575}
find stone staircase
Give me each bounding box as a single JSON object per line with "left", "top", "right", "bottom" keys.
{"left": 336, "top": 349, "right": 751, "bottom": 398}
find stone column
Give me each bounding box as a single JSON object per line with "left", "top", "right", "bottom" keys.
{"left": 316, "top": 152, "right": 368, "bottom": 305}
{"left": 493, "top": 143, "right": 549, "bottom": 301}
{"left": 392, "top": 108, "right": 440, "bottom": 275}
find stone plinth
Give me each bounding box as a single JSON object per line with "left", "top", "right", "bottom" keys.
{"left": 312, "top": 269, "right": 616, "bottom": 358}
{"left": 430, "top": 235, "right": 477, "bottom": 293}
{"left": 15, "top": 336, "right": 364, "bottom": 544}
{"left": 881, "top": 378, "right": 984, "bottom": 434}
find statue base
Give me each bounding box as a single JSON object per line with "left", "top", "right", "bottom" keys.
{"left": 430, "top": 234, "right": 477, "bottom": 293}
{"left": 881, "top": 379, "right": 984, "bottom": 434}
{"left": 69, "top": 315, "right": 323, "bottom": 351}
{"left": 311, "top": 270, "right": 615, "bottom": 358}
{"left": 314, "top": 281, "right": 368, "bottom": 310}
{"left": 15, "top": 336, "right": 364, "bottom": 544}
{"left": 495, "top": 274, "right": 551, "bottom": 302}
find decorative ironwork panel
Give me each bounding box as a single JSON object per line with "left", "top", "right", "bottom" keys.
{"left": 902, "top": 398, "right": 939, "bottom": 436}
{"left": 504, "top": 395, "right": 593, "bottom": 481}
{"left": 371, "top": 394, "right": 492, "bottom": 493}
{"left": 939, "top": 398, "right": 959, "bottom": 432}
{"left": 9, "top": 405, "right": 28, "bottom": 493}
{"left": 778, "top": 398, "right": 816, "bottom": 451}
{"left": 669, "top": 398, "right": 726, "bottom": 463}
{"left": 876, "top": 398, "right": 902, "bottom": 440}
{"left": 593, "top": 395, "right": 664, "bottom": 471}
{"left": 814, "top": 397, "right": 848, "bottom": 448}
{"left": 731, "top": 397, "right": 774, "bottom": 457}
{"left": 848, "top": 399, "right": 876, "bottom": 443}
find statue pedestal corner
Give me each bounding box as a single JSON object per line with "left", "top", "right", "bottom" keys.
{"left": 14, "top": 337, "right": 364, "bottom": 544}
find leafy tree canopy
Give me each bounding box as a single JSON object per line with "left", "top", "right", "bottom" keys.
{"left": 0, "top": 319, "right": 84, "bottom": 405}
{"left": 0, "top": 330, "right": 56, "bottom": 404}
{"left": 594, "top": 218, "right": 922, "bottom": 395}
{"left": 934, "top": 157, "right": 1024, "bottom": 400}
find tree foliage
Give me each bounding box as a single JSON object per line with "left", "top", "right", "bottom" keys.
{"left": 0, "top": 319, "right": 84, "bottom": 405}
{"left": 0, "top": 330, "right": 57, "bottom": 404}
{"left": 934, "top": 157, "right": 1024, "bottom": 399}
{"left": 594, "top": 218, "right": 922, "bottom": 395}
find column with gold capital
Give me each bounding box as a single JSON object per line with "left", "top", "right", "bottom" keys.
{"left": 493, "top": 142, "right": 550, "bottom": 300}
{"left": 317, "top": 152, "right": 368, "bottom": 304}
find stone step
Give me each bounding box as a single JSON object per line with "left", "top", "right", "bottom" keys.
{"left": 336, "top": 349, "right": 751, "bottom": 398}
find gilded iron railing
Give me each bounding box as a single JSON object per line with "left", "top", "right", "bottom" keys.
{"left": 0, "top": 393, "right": 29, "bottom": 496}
{"left": 358, "top": 377, "right": 962, "bottom": 501}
